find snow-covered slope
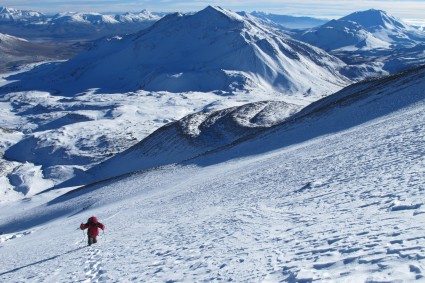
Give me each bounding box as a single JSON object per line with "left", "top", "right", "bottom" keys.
{"left": 18, "top": 6, "right": 348, "bottom": 97}
{"left": 0, "top": 63, "right": 423, "bottom": 282}
{"left": 0, "top": 33, "right": 81, "bottom": 73}
{"left": 0, "top": 32, "right": 29, "bottom": 48}
{"left": 114, "top": 10, "right": 161, "bottom": 23}
{"left": 66, "top": 101, "right": 301, "bottom": 185}
{"left": 2, "top": 66, "right": 305, "bottom": 198}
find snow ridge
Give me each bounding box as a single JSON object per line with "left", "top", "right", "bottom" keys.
{"left": 64, "top": 101, "right": 301, "bottom": 186}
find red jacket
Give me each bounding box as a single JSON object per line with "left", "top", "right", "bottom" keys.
{"left": 80, "top": 216, "right": 105, "bottom": 237}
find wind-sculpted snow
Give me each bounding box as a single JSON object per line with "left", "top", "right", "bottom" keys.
{"left": 68, "top": 101, "right": 301, "bottom": 185}
{"left": 189, "top": 65, "right": 425, "bottom": 167}
{"left": 0, "top": 63, "right": 423, "bottom": 282}
{"left": 5, "top": 6, "right": 348, "bottom": 97}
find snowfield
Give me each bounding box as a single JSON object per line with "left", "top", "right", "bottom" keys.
{"left": 0, "top": 64, "right": 424, "bottom": 282}
{"left": 0, "top": 64, "right": 311, "bottom": 197}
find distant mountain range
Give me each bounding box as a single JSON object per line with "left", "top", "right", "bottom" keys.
{"left": 0, "top": 7, "right": 161, "bottom": 40}
{"left": 0, "top": 6, "right": 45, "bottom": 22}
{"left": 0, "top": 6, "right": 331, "bottom": 41}
{"left": 2, "top": 6, "right": 425, "bottom": 90}
{"left": 7, "top": 6, "right": 349, "bottom": 97}
{"left": 296, "top": 9, "right": 425, "bottom": 51}
{"left": 250, "top": 11, "right": 328, "bottom": 29}
{"left": 0, "top": 6, "right": 160, "bottom": 24}
{"left": 293, "top": 9, "right": 425, "bottom": 80}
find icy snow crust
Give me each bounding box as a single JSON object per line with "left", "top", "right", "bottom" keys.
{"left": 0, "top": 64, "right": 424, "bottom": 282}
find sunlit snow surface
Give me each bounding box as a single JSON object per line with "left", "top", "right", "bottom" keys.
{"left": 0, "top": 66, "right": 424, "bottom": 282}
{"left": 0, "top": 63, "right": 315, "bottom": 199}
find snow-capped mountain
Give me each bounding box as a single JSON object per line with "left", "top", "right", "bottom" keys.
{"left": 340, "top": 9, "right": 425, "bottom": 44}
{"left": 0, "top": 6, "right": 161, "bottom": 26}
{"left": 0, "top": 6, "right": 45, "bottom": 22}
{"left": 296, "top": 9, "right": 425, "bottom": 52}
{"left": 0, "top": 7, "right": 161, "bottom": 40}
{"left": 297, "top": 19, "right": 391, "bottom": 51}
{"left": 0, "top": 60, "right": 423, "bottom": 282}
{"left": 250, "top": 11, "right": 328, "bottom": 29}
{"left": 296, "top": 9, "right": 425, "bottom": 51}
{"left": 52, "top": 12, "right": 120, "bottom": 25}
{"left": 114, "top": 10, "right": 161, "bottom": 23}
{"left": 405, "top": 19, "right": 425, "bottom": 32}
{"left": 20, "top": 6, "right": 349, "bottom": 97}
{"left": 294, "top": 9, "right": 425, "bottom": 81}
{"left": 65, "top": 101, "right": 301, "bottom": 186}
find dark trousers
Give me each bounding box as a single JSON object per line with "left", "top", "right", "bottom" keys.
{"left": 88, "top": 236, "right": 97, "bottom": 246}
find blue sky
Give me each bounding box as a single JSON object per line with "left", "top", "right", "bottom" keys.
{"left": 1, "top": 0, "right": 425, "bottom": 19}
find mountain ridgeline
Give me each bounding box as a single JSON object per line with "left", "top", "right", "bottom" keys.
{"left": 9, "top": 6, "right": 350, "bottom": 97}
{"left": 0, "top": 6, "right": 161, "bottom": 40}
{"left": 63, "top": 101, "right": 301, "bottom": 186}
{"left": 296, "top": 9, "right": 425, "bottom": 51}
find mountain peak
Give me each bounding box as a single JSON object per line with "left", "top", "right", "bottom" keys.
{"left": 0, "top": 6, "right": 14, "bottom": 13}
{"left": 34, "top": 5, "right": 347, "bottom": 96}
{"left": 200, "top": 5, "right": 229, "bottom": 15}
{"left": 340, "top": 9, "right": 407, "bottom": 30}
{"left": 0, "top": 6, "right": 45, "bottom": 21}
{"left": 194, "top": 5, "right": 245, "bottom": 25}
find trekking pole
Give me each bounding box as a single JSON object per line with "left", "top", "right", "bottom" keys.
{"left": 82, "top": 229, "right": 85, "bottom": 242}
